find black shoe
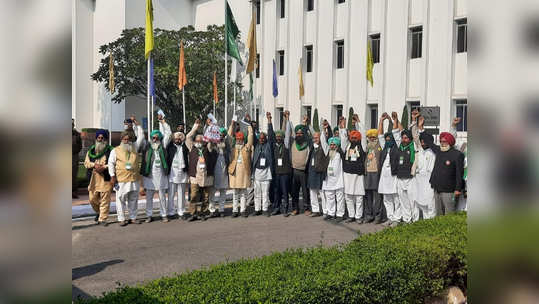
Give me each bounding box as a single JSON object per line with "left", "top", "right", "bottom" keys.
{"left": 283, "top": 212, "right": 290, "bottom": 217}
{"left": 162, "top": 217, "right": 169, "bottom": 223}
{"left": 99, "top": 221, "right": 109, "bottom": 227}
{"left": 374, "top": 218, "right": 382, "bottom": 224}
{"left": 271, "top": 210, "right": 280, "bottom": 216}
{"left": 357, "top": 218, "right": 365, "bottom": 224}
{"left": 323, "top": 215, "right": 332, "bottom": 221}
{"left": 94, "top": 215, "right": 99, "bottom": 222}
{"left": 129, "top": 219, "right": 141, "bottom": 224}
{"left": 188, "top": 216, "right": 197, "bottom": 222}
{"left": 210, "top": 212, "right": 218, "bottom": 218}
{"left": 232, "top": 212, "right": 239, "bottom": 218}
{"left": 201, "top": 215, "right": 207, "bottom": 221}
{"left": 145, "top": 217, "right": 153, "bottom": 223}
{"left": 181, "top": 214, "right": 189, "bottom": 220}
{"left": 253, "top": 211, "right": 262, "bottom": 216}
{"left": 220, "top": 212, "right": 226, "bottom": 217}
{"left": 365, "top": 217, "right": 375, "bottom": 223}
{"left": 242, "top": 212, "right": 249, "bottom": 218}
{"left": 335, "top": 217, "right": 344, "bottom": 223}
{"left": 264, "top": 211, "right": 271, "bottom": 217}
{"left": 310, "top": 212, "right": 321, "bottom": 218}
{"left": 345, "top": 218, "right": 355, "bottom": 223}
{"left": 119, "top": 220, "right": 128, "bottom": 227}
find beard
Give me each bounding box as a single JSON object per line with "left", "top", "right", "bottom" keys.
{"left": 95, "top": 141, "right": 106, "bottom": 154}
{"left": 120, "top": 143, "right": 133, "bottom": 153}
{"left": 329, "top": 149, "right": 337, "bottom": 160}
{"left": 296, "top": 136, "right": 304, "bottom": 143}
{"left": 440, "top": 145, "right": 450, "bottom": 152}
{"left": 151, "top": 141, "right": 161, "bottom": 150}
{"left": 367, "top": 139, "right": 379, "bottom": 150}
{"left": 217, "top": 142, "right": 226, "bottom": 149}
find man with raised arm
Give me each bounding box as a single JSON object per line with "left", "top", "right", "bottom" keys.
{"left": 271, "top": 112, "right": 292, "bottom": 216}
{"left": 251, "top": 112, "right": 275, "bottom": 216}
{"left": 305, "top": 119, "right": 329, "bottom": 218}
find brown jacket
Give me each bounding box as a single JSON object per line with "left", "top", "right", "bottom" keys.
{"left": 228, "top": 125, "right": 254, "bottom": 189}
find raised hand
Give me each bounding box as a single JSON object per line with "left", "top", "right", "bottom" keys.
{"left": 418, "top": 116, "right": 425, "bottom": 129}
{"left": 352, "top": 114, "right": 359, "bottom": 123}
{"left": 411, "top": 109, "right": 419, "bottom": 121}
{"left": 322, "top": 119, "right": 329, "bottom": 129}
{"left": 194, "top": 118, "right": 201, "bottom": 126}
{"left": 245, "top": 113, "right": 252, "bottom": 122}
{"left": 302, "top": 114, "right": 309, "bottom": 125}
{"left": 266, "top": 112, "right": 272, "bottom": 121}
{"left": 381, "top": 112, "right": 389, "bottom": 120}
{"left": 284, "top": 110, "right": 290, "bottom": 119}
{"left": 452, "top": 117, "right": 461, "bottom": 127}
{"left": 339, "top": 117, "right": 346, "bottom": 129}
{"left": 391, "top": 112, "right": 398, "bottom": 122}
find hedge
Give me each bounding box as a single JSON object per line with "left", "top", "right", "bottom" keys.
{"left": 78, "top": 212, "right": 467, "bottom": 304}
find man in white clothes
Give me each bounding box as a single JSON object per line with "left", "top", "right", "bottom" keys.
{"left": 140, "top": 117, "right": 172, "bottom": 223}
{"left": 166, "top": 131, "right": 190, "bottom": 220}
{"left": 377, "top": 112, "right": 403, "bottom": 227}
{"left": 338, "top": 116, "right": 367, "bottom": 223}
{"left": 108, "top": 117, "right": 145, "bottom": 226}
{"left": 321, "top": 129, "right": 346, "bottom": 222}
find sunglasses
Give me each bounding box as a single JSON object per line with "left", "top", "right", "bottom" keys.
{"left": 152, "top": 136, "right": 159, "bottom": 140}
{"left": 97, "top": 136, "right": 104, "bottom": 139}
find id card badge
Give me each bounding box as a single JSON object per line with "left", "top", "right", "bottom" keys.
{"left": 173, "top": 160, "right": 179, "bottom": 169}
{"left": 351, "top": 155, "right": 357, "bottom": 162}
{"left": 125, "top": 162, "right": 132, "bottom": 170}
{"left": 199, "top": 163, "right": 206, "bottom": 169}
{"left": 311, "top": 158, "right": 315, "bottom": 167}
{"left": 260, "top": 158, "right": 266, "bottom": 166}
{"left": 277, "top": 158, "right": 283, "bottom": 166}
{"left": 214, "top": 191, "right": 220, "bottom": 197}
{"left": 328, "top": 167, "right": 334, "bottom": 176}
{"left": 399, "top": 156, "right": 404, "bottom": 165}
{"left": 155, "top": 159, "right": 161, "bottom": 166}
{"left": 237, "top": 155, "right": 243, "bottom": 164}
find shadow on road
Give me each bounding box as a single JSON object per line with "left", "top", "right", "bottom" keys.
{"left": 72, "top": 259, "right": 124, "bottom": 281}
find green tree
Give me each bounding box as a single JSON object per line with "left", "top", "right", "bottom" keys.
{"left": 312, "top": 108, "right": 319, "bottom": 132}
{"left": 91, "top": 25, "right": 244, "bottom": 128}
{"left": 347, "top": 107, "right": 354, "bottom": 130}
{"left": 401, "top": 105, "right": 409, "bottom": 130}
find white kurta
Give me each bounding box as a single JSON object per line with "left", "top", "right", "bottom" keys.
{"left": 410, "top": 148, "right": 436, "bottom": 206}
{"left": 378, "top": 155, "right": 397, "bottom": 194}
{"left": 322, "top": 152, "right": 344, "bottom": 191}
{"left": 343, "top": 172, "right": 365, "bottom": 195}
{"left": 169, "top": 144, "right": 189, "bottom": 184}
{"left": 142, "top": 149, "right": 169, "bottom": 190}
{"left": 108, "top": 124, "right": 145, "bottom": 195}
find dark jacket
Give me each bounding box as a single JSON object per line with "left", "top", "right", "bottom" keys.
{"left": 252, "top": 123, "right": 275, "bottom": 178}
{"left": 342, "top": 143, "right": 366, "bottom": 175}
{"left": 86, "top": 145, "right": 113, "bottom": 182}
{"left": 72, "top": 129, "right": 82, "bottom": 155}
{"left": 188, "top": 145, "right": 218, "bottom": 178}
{"left": 395, "top": 145, "right": 414, "bottom": 179}
{"left": 380, "top": 146, "right": 399, "bottom": 176}
{"left": 140, "top": 142, "right": 170, "bottom": 176}
{"left": 428, "top": 144, "right": 465, "bottom": 192}
{"left": 165, "top": 141, "right": 189, "bottom": 173}
{"left": 307, "top": 144, "right": 329, "bottom": 174}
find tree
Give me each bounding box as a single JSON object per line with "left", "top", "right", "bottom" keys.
{"left": 401, "top": 105, "right": 409, "bottom": 130}
{"left": 91, "top": 25, "right": 244, "bottom": 128}
{"left": 312, "top": 108, "right": 319, "bottom": 132}
{"left": 347, "top": 107, "right": 354, "bottom": 130}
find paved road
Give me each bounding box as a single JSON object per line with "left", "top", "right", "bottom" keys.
{"left": 72, "top": 210, "right": 385, "bottom": 301}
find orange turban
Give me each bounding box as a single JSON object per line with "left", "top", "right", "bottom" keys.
{"left": 349, "top": 130, "right": 362, "bottom": 141}
{"left": 235, "top": 131, "right": 244, "bottom": 141}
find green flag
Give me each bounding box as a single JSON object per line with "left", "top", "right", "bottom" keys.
{"left": 226, "top": 1, "right": 243, "bottom": 65}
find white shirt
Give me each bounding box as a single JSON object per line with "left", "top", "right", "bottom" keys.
{"left": 169, "top": 144, "right": 188, "bottom": 184}
{"left": 108, "top": 124, "right": 145, "bottom": 194}
{"left": 322, "top": 152, "right": 344, "bottom": 191}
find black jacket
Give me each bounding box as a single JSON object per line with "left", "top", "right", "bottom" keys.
{"left": 165, "top": 141, "right": 189, "bottom": 174}
{"left": 252, "top": 123, "right": 275, "bottom": 178}
{"left": 428, "top": 144, "right": 465, "bottom": 192}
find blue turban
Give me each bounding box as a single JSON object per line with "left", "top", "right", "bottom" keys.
{"left": 150, "top": 130, "right": 163, "bottom": 140}
{"left": 328, "top": 137, "right": 341, "bottom": 147}
{"left": 95, "top": 129, "right": 108, "bottom": 139}
{"left": 219, "top": 127, "right": 227, "bottom": 135}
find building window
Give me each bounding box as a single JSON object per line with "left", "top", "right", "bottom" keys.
{"left": 334, "top": 105, "right": 343, "bottom": 125}
{"left": 279, "top": 0, "right": 285, "bottom": 18}
{"left": 256, "top": 2, "right": 260, "bottom": 24}
{"left": 370, "top": 33, "right": 381, "bottom": 64}
{"left": 302, "top": 106, "right": 312, "bottom": 123}
{"left": 409, "top": 26, "right": 423, "bottom": 59}
{"left": 369, "top": 104, "right": 378, "bottom": 129}
{"left": 335, "top": 40, "right": 345, "bottom": 69}
{"left": 455, "top": 99, "right": 467, "bottom": 131}
{"left": 306, "top": 0, "right": 314, "bottom": 11}
{"left": 278, "top": 50, "right": 285, "bottom": 75}
{"left": 337, "top": 0, "right": 345, "bottom": 3}
{"left": 456, "top": 18, "right": 467, "bottom": 53}
{"left": 277, "top": 107, "right": 284, "bottom": 128}
{"left": 305, "top": 45, "right": 313, "bottom": 72}
{"left": 256, "top": 108, "right": 260, "bottom": 125}
{"left": 256, "top": 53, "right": 260, "bottom": 78}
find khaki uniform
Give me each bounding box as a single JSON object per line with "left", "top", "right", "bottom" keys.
{"left": 84, "top": 151, "right": 113, "bottom": 221}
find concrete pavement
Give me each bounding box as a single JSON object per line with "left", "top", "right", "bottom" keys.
{"left": 72, "top": 210, "right": 386, "bottom": 301}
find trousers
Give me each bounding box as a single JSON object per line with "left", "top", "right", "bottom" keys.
{"left": 146, "top": 189, "right": 167, "bottom": 218}
{"left": 324, "top": 189, "right": 345, "bottom": 217}
{"left": 168, "top": 182, "right": 188, "bottom": 216}
{"left": 116, "top": 190, "right": 138, "bottom": 222}
{"left": 89, "top": 190, "right": 111, "bottom": 221}
{"left": 345, "top": 194, "right": 364, "bottom": 219}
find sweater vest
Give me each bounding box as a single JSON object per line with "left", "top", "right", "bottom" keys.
{"left": 291, "top": 143, "right": 310, "bottom": 170}
{"left": 396, "top": 148, "right": 413, "bottom": 179}
{"left": 274, "top": 144, "right": 291, "bottom": 175}
{"left": 342, "top": 144, "right": 365, "bottom": 175}
{"left": 114, "top": 146, "right": 139, "bottom": 183}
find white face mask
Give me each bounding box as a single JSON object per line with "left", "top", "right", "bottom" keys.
{"left": 194, "top": 142, "right": 202, "bottom": 149}
{"left": 313, "top": 143, "right": 319, "bottom": 148}
{"left": 124, "top": 125, "right": 129, "bottom": 130}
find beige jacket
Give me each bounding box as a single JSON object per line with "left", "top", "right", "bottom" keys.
{"left": 228, "top": 125, "right": 254, "bottom": 189}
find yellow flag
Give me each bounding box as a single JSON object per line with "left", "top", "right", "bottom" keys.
{"left": 145, "top": 0, "right": 154, "bottom": 60}
{"left": 109, "top": 53, "right": 115, "bottom": 93}
{"left": 178, "top": 41, "right": 187, "bottom": 90}
{"left": 246, "top": 7, "right": 257, "bottom": 74}
{"left": 213, "top": 71, "right": 218, "bottom": 104}
{"left": 367, "top": 40, "right": 374, "bottom": 87}
{"left": 298, "top": 59, "right": 304, "bottom": 98}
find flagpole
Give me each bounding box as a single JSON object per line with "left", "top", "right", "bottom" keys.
{"left": 182, "top": 89, "right": 186, "bottom": 124}
{"left": 109, "top": 100, "right": 112, "bottom": 145}
{"left": 233, "top": 62, "right": 236, "bottom": 115}
{"left": 225, "top": 55, "right": 228, "bottom": 127}
{"left": 147, "top": 54, "right": 151, "bottom": 140}
{"left": 151, "top": 96, "right": 154, "bottom": 131}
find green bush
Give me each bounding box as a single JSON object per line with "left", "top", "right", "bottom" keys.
{"left": 78, "top": 213, "right": 467, "bottom": 304}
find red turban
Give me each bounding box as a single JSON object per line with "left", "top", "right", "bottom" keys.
{"left": 235, "top": 131, "right": 244, "bottom": 141}
{"left": 440, "top": 132, "right": 456, "bottom": 146}
{"left": 349, "top": 130, "right": 362, "bottom": 141}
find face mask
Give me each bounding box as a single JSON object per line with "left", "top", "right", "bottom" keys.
{"left": 124, "top": 125, "right": 129, "bottom": 130}
{"left": 194, "top": 142, "right": 202, "bottom": 149}
{"left": 313, "top": 143, "right": 319, "bottom": 148}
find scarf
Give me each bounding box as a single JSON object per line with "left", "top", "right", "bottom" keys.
{"left": 88, "top": 144, "right": 112, "bottom": 161}
{"left": 145, "top": 144, "right": 168, "bottom": 174}
{"left": 295, "top": 138, "right": 308, "bottom": 151}
{"left": 383, "top": 132, "right": 395, "bottom": 150}
{"left": 399, "top": 142, "right": 415, "bottom": 164}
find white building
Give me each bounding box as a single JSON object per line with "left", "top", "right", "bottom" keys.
{"left": 73, "top": 0, "right": 467, "bottom": 140}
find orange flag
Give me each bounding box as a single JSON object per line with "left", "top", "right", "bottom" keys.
{"left": 213, "top": 71, "right": 218, "bottom": 104}
{"left": 178, "top": 41, "right": 187, "bottom": 90}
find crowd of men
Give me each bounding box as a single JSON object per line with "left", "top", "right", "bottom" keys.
{"left": 78, "top": 109, "right": 467, "bottom": 227}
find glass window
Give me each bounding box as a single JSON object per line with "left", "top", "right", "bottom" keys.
{"left": 455, "top": 99, "right": 467, "bottom": 131}
{"left": 305, "top": 45, "right": 313, "bottom": 72}
{"left": 370, "top": 33, "right": 381, "bottom": 63}
{"left": 280, "top": 0, "right": 285, "bottom": 18}
{"left": 278, "top": 50, "right": 285, "bottom": 76}
{"left": 336, "top": 40, "right": 344, "bottom": 69}
{"left": 409, "top": 26, "right": 423, "bottom": 59}
{"left": 306, "top": 0, "right": 314, "bottom": 11}
{"left": 256, "top": 54, "right": 260, "bottom": 78}
{"left": 456, "top": 18, "right": 467, "bottom": 53}
{"left": 256, "top": 2, "right": 260, "bottom": 24}
{"left": 369, "top": 105, "right": 378, "bottom": 129}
